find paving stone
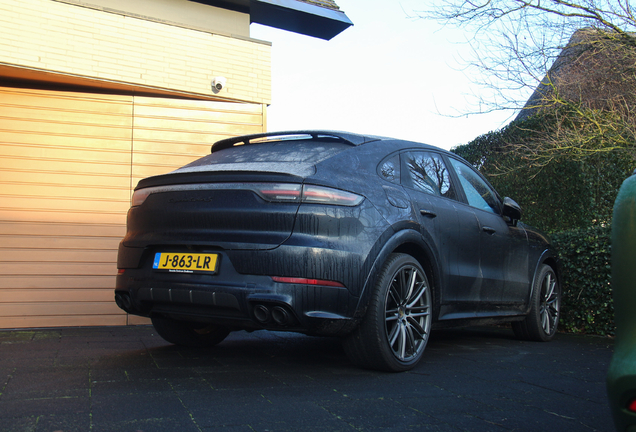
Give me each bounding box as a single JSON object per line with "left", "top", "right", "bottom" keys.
{"left": 0, "top": 325, "right": 615, "bottom": 432}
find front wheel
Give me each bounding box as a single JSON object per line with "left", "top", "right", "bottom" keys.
{"left": 513, "top": 264, "right": 560, "bottom": 341}
{"left": 343, "top": 253, "right": 432, "bottom": 372}
{"left": 151, "top": 315, "right": 230, "bottom": 348}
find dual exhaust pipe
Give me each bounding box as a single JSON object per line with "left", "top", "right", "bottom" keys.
{"left": 253, "top": 304, "right": 293, "bottom": 326}
{"left": 115, "top": 292, "right": 134, "bottom": 313}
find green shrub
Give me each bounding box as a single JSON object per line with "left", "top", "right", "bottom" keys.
{"left": 551, "top": 226, "right": 614, "bottom": 336}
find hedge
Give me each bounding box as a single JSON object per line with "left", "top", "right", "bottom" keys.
{"left": 551, "top": 226, "right": 614, "bottom": 336}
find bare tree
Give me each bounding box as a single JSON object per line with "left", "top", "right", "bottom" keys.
{"left": 422, "top": 0, "right": 635, "bottom": 111}
{"left": 421, "top": 0, "right": 636, "bottom": 166}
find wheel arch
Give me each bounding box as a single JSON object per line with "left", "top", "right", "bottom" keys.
{"left": 533, "top": 248, "right": 561, "bottom": 283}
{"left": 513, "top": 251, "right": 561, "bottom": 341}
{"left": 524, "top": 248, "right": 561, "bottom": 315}
{"left": 354, "top": 228, "right": 442, "bottom": 323}
{"left": 393, "top": 242, "right": 441, "bottom": 314}
{"left": 542, "top": 255, "right": 561, "bottom": 283}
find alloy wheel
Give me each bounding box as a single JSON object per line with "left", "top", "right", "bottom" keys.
{"left": 384, "top": 264, "right": 431, "bottom": 362}
{"left": 539, "top": 270, "right": 560, "bottom": 336}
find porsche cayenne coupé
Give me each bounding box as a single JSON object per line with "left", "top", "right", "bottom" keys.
{"left": 115, "top": 131, "right": 560, "bottom": 371}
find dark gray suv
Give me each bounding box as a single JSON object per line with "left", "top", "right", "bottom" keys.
{"left": 115, "top": 131, "right": 560, "bottom": 371}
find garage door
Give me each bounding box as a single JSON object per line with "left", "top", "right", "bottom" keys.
{"left": 0, "top": 86, "right": 264, "bottom": 328}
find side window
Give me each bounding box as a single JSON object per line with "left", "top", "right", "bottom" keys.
{"left": 449, "top": 158, "right": 500, "bottom": 213}
{"left": 378, "top": 153, "right": 400, "bottom": 184}
{"left": 403, "top": 152, "right": 457, "bottom": 200}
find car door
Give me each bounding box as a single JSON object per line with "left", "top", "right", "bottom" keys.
{"left": 401, "top": 151, "right": 484, "bottom": 318}
{"left": 447, "top": 157, "right": 530, "bottom": 314}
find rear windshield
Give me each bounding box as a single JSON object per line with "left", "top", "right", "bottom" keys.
{"left": 173, "top": 140, "right": 352, "bottom": 177}
{"left": 194, "top": 140, "right": 350, "bottom": 164}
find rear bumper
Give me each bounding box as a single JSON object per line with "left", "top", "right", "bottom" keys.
{"left": 115, "top": 199, "right": 388, "bottom": 336}
{"left": 115, "top": 249, "right": 360, "bottom": 336}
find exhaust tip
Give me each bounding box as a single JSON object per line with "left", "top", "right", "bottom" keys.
{"left": 115, "top": 293, "right": 133, "bottom": 312}
{"left": 271, "top": 306, "right": 290, "bottom": 325}
{"left": 253, "top": 304, "right": 271, "bottom": 323}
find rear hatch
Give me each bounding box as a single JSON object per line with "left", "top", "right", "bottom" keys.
{"left": 122, "top": 137, "right": 354, "bottom": 251}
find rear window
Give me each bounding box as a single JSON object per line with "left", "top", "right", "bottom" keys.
{"left": 189, "top": 140, "right": 351, "bottom": 166}
{"left": 171, "top": 140, "right": 351, "bottom": 177}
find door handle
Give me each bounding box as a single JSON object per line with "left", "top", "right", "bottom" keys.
{"left": 482, "top": 226, "right": 496, "bottom": 234}
{"left": 419, "top": 209, "right": 437, "bottom": 218}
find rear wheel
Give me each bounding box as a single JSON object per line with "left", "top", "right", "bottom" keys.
{"left": 343, "top": 253, "right": 432, "bottom": 372}
{"left": 513, "top": 264, "right": 560, "bottom": 341}
{"left": 151, "top": 315, "right": 230, "bottom": 347}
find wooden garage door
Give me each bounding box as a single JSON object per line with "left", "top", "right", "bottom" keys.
{"left": 0, "top": 86, "right": 265, "bottom": 328}
{"left": 131, "top": 96, "right": 265, "bottom": 183}
{"left": 0, "top": 87, "right": 133, "bottom": 328}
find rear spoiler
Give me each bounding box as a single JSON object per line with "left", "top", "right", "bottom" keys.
{"left": 211, "top": 130, "right": 382, "bottom": 153}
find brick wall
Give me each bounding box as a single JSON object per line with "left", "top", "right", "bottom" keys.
{"left": 0, "top": 0, "right": 272, "bottom": 104}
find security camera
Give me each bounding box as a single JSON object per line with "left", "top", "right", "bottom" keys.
{"left": 212, "top": 77, "right": 227, "bottom": 91}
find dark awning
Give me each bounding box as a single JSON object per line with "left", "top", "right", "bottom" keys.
{"left": 192, "top": 0, "right": 352, "bottom": 40}
{"left": 250, "top": 0, "right": 352, "bottom": 40}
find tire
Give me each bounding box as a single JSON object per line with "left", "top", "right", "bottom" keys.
{"left": 151, "top": 315, "right": 230, "bottom": 348}
{"left": 513, "top": 264, "right": 560, "bottom": 341}
{"left": 343, "top": 253, "right": 432, "bottom": 372}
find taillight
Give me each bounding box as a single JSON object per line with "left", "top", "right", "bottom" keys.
{"left": 254, "top": 184, "right": 302, "bottom": 202}
{"left": 272, "top": 276, "right": 345, "bottom": 288}
{"left": 129, "top": 183, "right": 364, "bottom": 207}
{"left": 254, "top": 184, "right": 363, "bottom": 206}
{"left": 302, "top": 185, "right": 363, "bottom": 206}
{"left": 131, "top": 188, "right": 152, "bottom": 207}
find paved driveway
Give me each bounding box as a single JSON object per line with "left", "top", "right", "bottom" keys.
{"left": 0, "top": 325, "right": 613, "bottom": 431}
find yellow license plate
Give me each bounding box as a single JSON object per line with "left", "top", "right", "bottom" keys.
{"left": 152, "top": 253, "right": 219, "bottom": 273}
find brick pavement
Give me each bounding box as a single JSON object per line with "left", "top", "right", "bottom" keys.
{"left": 0, "top": 325, "right": 614, "bottom": 431}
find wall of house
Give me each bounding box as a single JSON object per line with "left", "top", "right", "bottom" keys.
{"left": 0, "top": 0, "right": 271, "bottom": 104}
{"left": 58, "top": 0, "right": 251, "bottom": 38}
{"left": 0, "top": 0, "right": 270, "bottom": 328}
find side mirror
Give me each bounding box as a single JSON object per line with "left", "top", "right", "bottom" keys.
{"left": 502, "top": 197, "right": 522, "bottom": 225}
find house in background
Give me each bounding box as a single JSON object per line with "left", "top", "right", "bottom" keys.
{"left": 0, "top": 0, "right": 351, "bottom": 329}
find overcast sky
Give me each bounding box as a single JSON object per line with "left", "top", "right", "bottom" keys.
{"left": 249, "top": 0, "right": 516, "bottom": 151}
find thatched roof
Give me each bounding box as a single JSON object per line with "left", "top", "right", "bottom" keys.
{"left": 297, "top": 0, "right": 341, "bottom": 11}
{"left": 517, "top": 28, "right": 636, "bottom": 121}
